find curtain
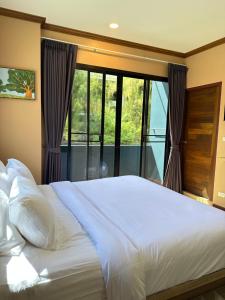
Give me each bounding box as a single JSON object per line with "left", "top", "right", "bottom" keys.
{"left": 41, "top": 39, "right": 77, "bottom": 184}
{"left": 163, "top": 63, "right": 187, "bottom": 193}
{"left": 163, "top": 109, "right": 171, "bottom": 177}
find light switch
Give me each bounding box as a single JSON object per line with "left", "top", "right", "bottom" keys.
{"left": 222, "top": 137, "right": 225, "bottom": 142}
{"left": 218, "top": 192, "right": 225, "bottom": 198}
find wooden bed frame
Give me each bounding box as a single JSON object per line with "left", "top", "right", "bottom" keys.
{"left": 147, "top": 268, "right": 225, "bottom": 299}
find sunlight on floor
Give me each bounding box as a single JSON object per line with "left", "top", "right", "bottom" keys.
{"left": 183, "top": 191, "right": 212, "bottom": 206}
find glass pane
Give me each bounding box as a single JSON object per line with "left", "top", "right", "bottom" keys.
{"left": 88, "top": 72, "right": 103, "bottom": 180}
{"left": 60, "top": 144, "right": 68, "bottom": 181}
{"left": 70, "top": 70, "right": 88, "bottom": 181}
{"left": 88, "top": 142, "right": 101, "bottom": 179}
{"left": 61, "top": 116, "right": 69, "bottom": 180}
{"left": 70, "top": 142, "right": 88, "bottom": 181}
{"left": 90, "top": 72, "right": 103, "bottom": 135}
{"left": 143, "top": 81, "right": 169, "bottom": 182}
{"left": 62, "top": 116, "right": 68, "bottom": 145}
{"left": 72, "top": 70, "right": 88, "bottom": 134}
{"left": 102, "top": 74, "right": 117, "bottom": 178}
{"left": 120, "top": 77, "right": 144, "bottom": 176}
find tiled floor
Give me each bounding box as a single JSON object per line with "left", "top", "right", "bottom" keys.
{"left": 183, "top": 191, "right": 212, "bottom": 206}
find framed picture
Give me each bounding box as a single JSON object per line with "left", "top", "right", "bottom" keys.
{"left": 0, "top": 67, "right": 35, "bottom": 100}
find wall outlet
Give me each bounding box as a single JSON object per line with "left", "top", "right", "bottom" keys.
{"left": 218, "top": 192, "right": 225, "bottom": 198}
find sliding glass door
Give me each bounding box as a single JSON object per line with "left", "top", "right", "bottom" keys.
{"left": 120, "top": 77, "right": 144, "bottom": 176}
{"left": 141, "top": 81, "right": 169, "bottom": 182}
{"left": 61, "top": 65, "right": 169, "bottom": 183}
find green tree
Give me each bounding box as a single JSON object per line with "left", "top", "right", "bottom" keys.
{"left": 6, "top": 69, "right": 35, "bottom": 99}
{"left": 0, "top": 79, "right": 6, "bottom": 93}
{"left": 63, "top": 70, "right": 152, "bottom": 145}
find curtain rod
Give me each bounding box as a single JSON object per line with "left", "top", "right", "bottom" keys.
{"left": 41, "top": 37, "right": 186, "bottom": 66}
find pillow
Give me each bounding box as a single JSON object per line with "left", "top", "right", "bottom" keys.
{"left": 7, "top": 159, "right": 35, "bottom": 183}
{"left": 0, "top": 167, "right": 26, "bottom": 197}
{"left": 39, "top": 185, "right": 83, "bottom": 247}
{"left": 9, "top": 176, "right": 56, "bottom": 250}
{"left": 0, "top": 189, "right": 25, "bottom": 256}
{"left": 0, "top": 161, "right": 10, "bottom": 196}
{"left": 0, "top": 175, "right": 11, "bottom": 197}
{"left": 0, "top": 160, "right": 6, "bottom": 174}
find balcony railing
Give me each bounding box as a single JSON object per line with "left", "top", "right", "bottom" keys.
{"left": 61, "top": 138, "right": 166, "bottom": 183}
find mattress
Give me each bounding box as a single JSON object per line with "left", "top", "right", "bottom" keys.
{"left": 0, "top": 185, "right": 106, "bottom": 300}
{"left": 2, "top": 176, "right": 225, "bottom": 300}
{"left": 52, "top": 176, "right": 225, "bottom": 300}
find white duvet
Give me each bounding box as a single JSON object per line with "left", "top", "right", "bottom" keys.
{"left": 0, "top": 185, "right": 105, "bottom": 300}
{"left": 51, "top": 176, "right": 225, "bottom": 300}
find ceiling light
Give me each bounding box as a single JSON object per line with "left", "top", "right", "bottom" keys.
{"left": 109, "top": 23, "right": 119, "bottom": 29}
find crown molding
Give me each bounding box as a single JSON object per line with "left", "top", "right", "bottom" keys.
{"left": 1, "top": 7, "right": 224, "bottom": 58}
{"left": 0, "top": 7, "right": 46, "bottom": 24}
{"left": 185, "top": 37, "right": 225, "bottom": 57}
{"left": 42, "top": 23, "right": 185, "bottom": 58}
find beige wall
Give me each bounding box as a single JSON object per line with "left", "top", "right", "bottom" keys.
{"left": 42, "top": 29, "right": 185, "bottom": 77}
{"left": 0, "top": 15, "right": 185, "bottom": 184}
{"left": 0, "top": 15, "right": 42, "bottom": 183}
{"left": 1, "top": 14, "right": 224, "bottom": 197}
{"left": 186, "top": 44, "right": 225, "bottom": 206}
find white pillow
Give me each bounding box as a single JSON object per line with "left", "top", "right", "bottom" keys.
{"left": 39, "top": 185, "right": 83, "bottom": 247}
{"left": 0, "top": 174, "right": 11, "bottom": 197}
{"left": 0, "top": 160, "right": 6, "bottom": 174}
{"left": 0, "top": 189, "right": 25, "bottom": 256}
{"left": 9, "top": 176, "right": 56, "bottom": 250}
{"left": 7, "top": 159, "right": 36, "bottom": 183}
{"left": 0, "top": 161, "right": 10, "bottom": 196}
{"left": 0, "top": 167, "right": 27, "bottom": 197}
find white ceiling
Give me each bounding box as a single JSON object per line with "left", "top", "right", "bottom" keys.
{"left": 1, "top": 0, "right": 225, "bottom": 52}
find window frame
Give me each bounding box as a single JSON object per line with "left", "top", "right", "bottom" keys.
{"left": 65, "top": 64, "right": 169, "bottom": 182}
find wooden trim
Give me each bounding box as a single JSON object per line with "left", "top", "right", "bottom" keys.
{"left": 42, "top": 23, "right": 185, "bottom": 58}
{"left": 213, "top": 204, "right": 225, "bottom": 211}
{"left": 0, "top": 7, "right": 224, "bottom": 57}
{"left": 208, "top": 82, "right": 221, "bottom": 201}
{"left": 183, "top": 82, "right": 222, "bottom": 201}
{"left": 0, "top": 7, "right": 46, "bottom": 24}
{"left": 185, "top": 37, "right": 225, "bottom": 57}
{"left": 147, "top": 268, "right": 225, "bottom": 299}
{"left": 187, "top": 82, "right": 222, "bottom": 91}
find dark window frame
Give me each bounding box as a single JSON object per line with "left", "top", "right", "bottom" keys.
{"left": 64, "top": 64, "right": 169, "bottom": 182}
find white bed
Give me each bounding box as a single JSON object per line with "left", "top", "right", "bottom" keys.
{"left": 52, "top": 176, "right": 225, "bottom": 300}
{"left": 1, "top": 175, "right": 225, "bottom": 300}
{"left": 0, "top": 185, "right": 106, "bottom": 300}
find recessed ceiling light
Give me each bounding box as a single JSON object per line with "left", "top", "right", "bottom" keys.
{"left": 109, "top": 23, "right": 119, "bottom": 29}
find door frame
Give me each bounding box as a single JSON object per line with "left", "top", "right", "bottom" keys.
{"left": 67, "top": 64, "right": 168, "bottom": 180}
{"left": 182, "top": 82, "right": 222, "bottom": 200}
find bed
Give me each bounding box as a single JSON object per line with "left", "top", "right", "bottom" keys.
{"left": 0, "top": 185, "right": 106, "bottom": 300}
{"left": 1, "top": 175, "right": 225, "bottom": 300}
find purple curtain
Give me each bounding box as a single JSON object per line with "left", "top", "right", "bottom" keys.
{"left": 163, "top": 63, "right": 187, "bottom": 193}
{"left": 41, "top": 40, "right": 77, "bottom": 183}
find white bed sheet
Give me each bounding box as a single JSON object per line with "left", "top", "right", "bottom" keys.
{"left": 0, "top": 185, "right": 106, "bottom": 300}
{"left": 52, "top": 176, "right": 225, "bottom": 300}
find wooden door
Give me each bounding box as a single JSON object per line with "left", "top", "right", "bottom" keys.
{"left": 182, "top": 83, "right": 221, "bottom": 200}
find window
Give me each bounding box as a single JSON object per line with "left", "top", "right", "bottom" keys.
{"left": 61, "top": 65, "right": 169, "bottom": 183}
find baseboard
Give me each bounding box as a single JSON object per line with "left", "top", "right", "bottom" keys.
{"left": 213, "top": 204, "right": 225, "bottom": 211}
